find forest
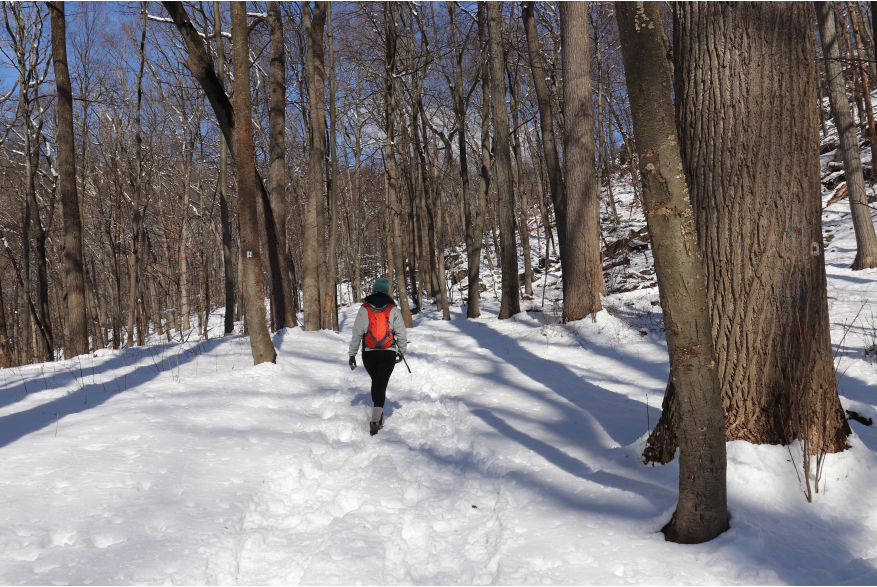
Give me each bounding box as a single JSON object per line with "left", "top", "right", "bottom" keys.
{"left": 1, "top": 0, "right": 877, "bottom": 569}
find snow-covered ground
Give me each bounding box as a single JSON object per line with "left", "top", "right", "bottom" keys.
{"left": 2, "top": 148, "right": 877, "bottom": 583}
{"left": 1, "top": 215, "right": 877, "bottom": 584}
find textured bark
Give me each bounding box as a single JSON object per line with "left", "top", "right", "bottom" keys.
{"left": 49, "top": 1, "right": 88, "bottom": 359}
{"left": 505, "top": 33, "right": 533, "bottom": 298}
{"left": 560, "top": 2, "right": 604, "bottom": 320}
{"left": 469, "top": 3, "right": 491, "bottom": 319}
{"left": 230, "top": 2, "right": 276, "bottom": 364}
{"left": 214, "top": 1, "right": 235, "bottom": 335}
{"left": 0, "top": 277, "right": 10, "bottom": 368}
{"left": 302, "top": 1, "right": 326, "bottom": 331}
{"left": 847, "top": 1, "right": 877, "bottom": 173}
{"left": 327, "top": 4, "right": 340, "bottom": 330}
{"left": 617, "top": 1, "right": 728, "bottom": 544}
{"left": 384, "top": 2, "right": 413, "bottom": 328}
{"left": 15, "top": 6, "right": 53, "bottom": 362}
{"left": 267, "top": 0, "right": 297, "bottom": 329}
{"left": 522, "top": 2, "right": 566, "bottom": 265}
{"left": 487, "top": 2, "right": 520, "bottom": 320}
{"left": 645, "top": 2, "right": 849, "bottom": 461}
{"left": 816, "top": 2, "right": 877, "bottom": 270}
{"left": 448, "top": 3, "right": 481, "bottom": 314}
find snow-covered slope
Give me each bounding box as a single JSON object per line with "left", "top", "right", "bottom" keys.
{"left": 1, "top": 238, "right": 876, "bottom": 584}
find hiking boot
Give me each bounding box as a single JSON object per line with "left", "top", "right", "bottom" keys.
{"left": 369, "top": 414, "right": 384, "bottom": 436}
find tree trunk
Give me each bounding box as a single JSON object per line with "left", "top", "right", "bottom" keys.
{"left": 267, "top": 0, "right": 297, "bottom": 329}
{"left": 230, "top": 1, "right": 276, "bottom": 364}
{"left": 384, "top": 2, "right": 413, "bottom": 328}
{"left": 303, "top": 1, "right": 327, "bottom": 331}
{"left": 560, "top": 2, "right": 604, "bottom": 321}
{"left": 0, "top": 277, "right": 10, "bottom": 368}
{"left": 49, "top": 1, "right": 88, "bottom": 359}
{"left": 847, "top": 1, "right": 877, "bottom": 173}
{"left": 816, "top": 2, "right": 877, "bottom": 270}
{"left": 469, "top": 3, "right": 491, "bottom": 319}
{"left": 522, "top": 1, "right": 566, "bottom": 268}
{"left": 327, "top": 3, "right": 340, "bottom": 330}
{"left": 506, "top": 57, "right": 534, "bottom": 298}
{"left": 214, "top": 2, "right": 236, "bottom": 335}
{"left": 617, "top": 1, "right": 728, "bottom": 545}
{"left": 646, "top": 2, "right": 850, "bottom": 462}
{"left": 487, "top": 2, "right": 520, "bottom": 320}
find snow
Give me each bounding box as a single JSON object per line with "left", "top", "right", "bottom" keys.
{"left": 2, "top": 161, "right": 877, "bottom": 584}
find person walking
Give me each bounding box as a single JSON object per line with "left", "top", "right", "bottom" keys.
{"left": 348, "top": 278, "right": 408, "bottom": 436}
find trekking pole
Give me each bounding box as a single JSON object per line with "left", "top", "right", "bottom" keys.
{"left": 401, "top": 353, "right": 411, "bottom": 373}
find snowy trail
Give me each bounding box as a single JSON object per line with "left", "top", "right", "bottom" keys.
{"left": 2, "top": 281, "right": 877, "bottom": 584}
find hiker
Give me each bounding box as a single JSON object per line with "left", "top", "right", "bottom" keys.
{"left": 348, "top": 278, "right": 407, "bottom": 436}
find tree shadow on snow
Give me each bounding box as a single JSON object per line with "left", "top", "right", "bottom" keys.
{"left": 0, "top": 337, "right": 236, "bottom": 449}
{"left": 447, "top": 317, "right": 660, "bottom": 448}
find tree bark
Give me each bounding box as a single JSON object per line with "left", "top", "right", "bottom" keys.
{"left": 230, "top": 1, "right": 276, "bottom": 364}
{"left": 469, "top": 3, "right": 491, "bottom": 319}
{"left": 522, "top": 1, "right": 566, "bottom": 268}
{"left": 302, "top": 1, "right": 327, "bottom": 331}
{"left": 560, "top": 2, "right": 604, "bottom": 320}
{"left": 327, "top": 4, "right": 340, "bottom": 330}
{"left": 0, "top": 276, "right": 10, "bottom": 368}
{"left": 267, "top": 0, "right": 297, "bottom": 329}
{"left": 846, "top": 1, "right": 877, "bottom": 173}
{"left": 214, "top": 2, "right": 236, "bottom": 335}
{"left": 487, "top": 2, "right": 520, "bottom": 320}
{"left": 49, "top": 1, "right": 88, "bottom": 359}
{"left": 816, "top": 2, "right": 877, "bottom": 270}
{"left": 385, "top": 2, "right": 414, "bottom": 328}
{"left": 646, "top": 2, "right": 850, "bottom": 462}
{"left": 617, "top": 1, "right": 728, "bottom": 545}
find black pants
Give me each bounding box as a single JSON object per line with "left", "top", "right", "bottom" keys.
{"left": 362, "top": 350, "right": 397, "bottom": 408}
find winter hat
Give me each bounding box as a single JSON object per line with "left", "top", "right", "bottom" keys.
{"left": 372, "top": 278, "right": 390, "bottom": 295}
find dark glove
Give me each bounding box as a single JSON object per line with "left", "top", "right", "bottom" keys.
{"left": 395, "top": 352, "right": 403, "bottom": 364}
{"left": 349, "top": 356, "right": 356, "bottom": 370}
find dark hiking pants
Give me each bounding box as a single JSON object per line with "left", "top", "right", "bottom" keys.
{"left": 362, "top": 349, "right": 397, "bottom": 408}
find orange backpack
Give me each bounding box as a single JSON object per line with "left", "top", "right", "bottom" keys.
{"left": 364, "top": 302, "right": 395, "bottom": 349}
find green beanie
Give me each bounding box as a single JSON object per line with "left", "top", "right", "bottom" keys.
{"left": 372, "top": 278, "right": 390, "bottom": 295}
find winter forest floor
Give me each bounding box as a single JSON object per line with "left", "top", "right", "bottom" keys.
{"left": 2, "top": 174, "right": 877, "bottom": 584}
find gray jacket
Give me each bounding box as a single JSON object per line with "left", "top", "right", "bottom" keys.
{"left": 348, "top": 296, "right": 408, "bottom": 357}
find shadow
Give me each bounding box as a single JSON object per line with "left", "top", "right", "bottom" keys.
{"left": 824, "top": 271, "right": 877, "bottom": 286}
{"left": 0, "top": 337, "right": 235, "bottom": 449}
{"left": 448, "top": 316, "right": 663, "bottom": 447}
{"left": 349, "top": 391, "right": 402, "bottom": 418}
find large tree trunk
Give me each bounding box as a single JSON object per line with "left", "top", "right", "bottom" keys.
{"left": 49, "top": 1, "right": 88, "bottom": 359}
{"left": 560, "top": 2, "right": 604, "bottom": 320}
{"left": 487, "top": 2, "right": 520, "bottom": 320}
{"left": 327, "top": 4, "right": 340, "bottom": 330}
{"left": 230, "top": 1, "right": 276, "bottom": 364}
{"left": 816, "top": 2, "right": 877, "bottom": 270}
{"left": 214, "top": 2, "right": 236, "bottom": 335}
{"left": 384, "top": 2, "right": 413, "bottom": 328}
{"left": 617, "top": 1, "right": 728, "bottom": 545}
{"left": 302, "top": 1, "right": 327, "bottom": 331}
{"left": 267, "top": 0, "right": 297, "bottom": 329}
{"left": 468, "top": 3, "right": 491, "bottom": 319}
{"left": 645, "top": 2, "right": 850, "bottom": 463}
{"left": 522, "top": 2, "right": 566, "bottom": 272}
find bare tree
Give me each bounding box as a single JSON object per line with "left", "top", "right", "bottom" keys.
{"left": 617, "top": 0, "right": 728, "bottom": 545}
{"left": 815, "top": 2, "right": 877, "bottom": 270}
{"left": 48, "top": 1, "right": 88, "bottom": 358}
{"left": 645, "top": 2, "right": 850, "bottom": 462}
{"left": 230, "top": 1, "right": 275, "bottom": 364}
{"left": 487, "top": 2, "right": 520, "bottom": 320}
{"left": 560, "top": 2, "right": 603, "bottom": 320}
